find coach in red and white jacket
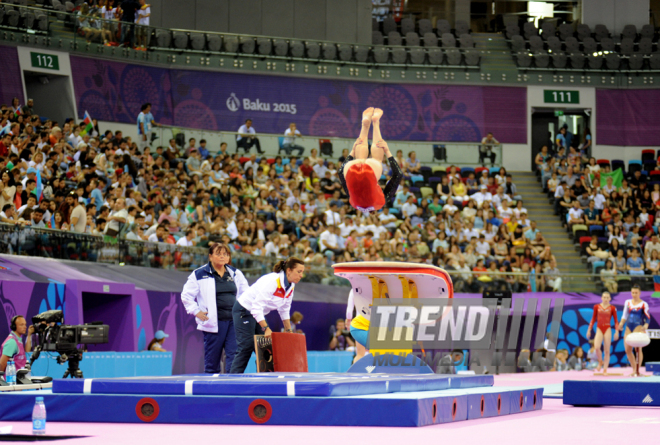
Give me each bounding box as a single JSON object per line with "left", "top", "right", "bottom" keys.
{"left": 229, "top": 257, "right": 305, "bottom": 374}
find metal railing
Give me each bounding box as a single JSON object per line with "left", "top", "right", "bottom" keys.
{"left": 152, "top": 125, "right": 502, "bottom": 167}
{"left": 0, "top": 224, "right": 652, "bottom": 292}
{"left": 0, "top": 4, "right": 482, "bottom": 68}
{"left": 3, "top": 4, "right": 655, "bottom": 74}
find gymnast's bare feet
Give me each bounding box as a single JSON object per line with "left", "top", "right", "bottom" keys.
{"left": 372, "top": 108, "right": 383, "bottom": 123}
{"left": 362, "top": 108, "right": 374, "bottom": 126}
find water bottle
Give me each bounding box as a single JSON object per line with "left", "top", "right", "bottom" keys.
{"left": 5, "top": 360, "right": 16, "bottom": 386}
{"left": 32, "top": 397, "right": 46, "bottom": 435}
{"left": 529, "top": 268, "right": 537, "bottom": 292}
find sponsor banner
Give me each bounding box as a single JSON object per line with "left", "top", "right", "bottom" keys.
{"left": 70, "top": 55, "right": 527, "bottom": 143}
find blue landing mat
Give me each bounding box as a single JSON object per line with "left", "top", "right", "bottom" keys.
{"left": 646, "top": 362, "right": 660, "bottom": 374}
{"left": 52, "top": 373, "right": 494, "bottom": 397}
{"left": 0, "top": 385, "right": 542, "bottom": 427}
{"left": 563, "top": 377, "right": 660, "bottom": 407}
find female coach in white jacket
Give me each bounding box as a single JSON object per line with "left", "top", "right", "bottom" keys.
{"left": 229, "top": 257, "right": 305, "bottom": 373}
{"left": 181, "top": 243, "right": 250, "bottom": 373}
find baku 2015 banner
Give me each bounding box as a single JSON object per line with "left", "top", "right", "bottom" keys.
{"left": 70, "top": 55, "right": 527, "bottom": 143}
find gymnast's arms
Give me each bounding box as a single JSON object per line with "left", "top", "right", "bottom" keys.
{"left": 587, "top": 304, "right": 598, "bottom": 339}
{"left": 643, "top": 301, "right": 650, "bottom": 331}
{"left": 338, "top": 138, "right": 363, "bottom": 197}
{"left": 338, "top": 155, "right": 353, "bottom": 197}
{"left": 618, "top": 301, "right": 629, "bottom": 331}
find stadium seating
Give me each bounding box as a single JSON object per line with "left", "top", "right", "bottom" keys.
{"left": 508, "top": 20, "right": 660, "bottom": 71}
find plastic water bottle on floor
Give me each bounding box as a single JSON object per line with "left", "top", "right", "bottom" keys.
{"left": 32, "top": 397, "right": 46, "bottom": 435}
{"left": 5, "top": 360, "right": 16, "bottom": 386}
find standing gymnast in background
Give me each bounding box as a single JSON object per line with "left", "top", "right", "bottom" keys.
{"left": 345, "top": 290, "right": 368, "bottom": 364}
{"left": 618, "top": 284, "right": 650, "bottom": 377}
{"left": 339, "top": 108, "right": 403, "bottom": 215}
{"left": 586, "top": 291, "right": 619, "bottom": 374}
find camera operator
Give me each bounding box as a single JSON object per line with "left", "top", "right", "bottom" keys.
{"left": 1, "top": 316, "right": 34, "bottom": 372}
{"left": 329, "top": 318, "right": 354, "bottom": 351}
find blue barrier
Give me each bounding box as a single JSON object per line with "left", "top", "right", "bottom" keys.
{"left": 28, "top": 351, "right": 351, "bottom": 377}
{"left": 27, "top": 352, "right": 172, "bottom": 379}
{"left": 245, "top": 350, "right": 354, "bottom": 373}
{"left": 28, "top": 351, "right": 351, "bottom": 378}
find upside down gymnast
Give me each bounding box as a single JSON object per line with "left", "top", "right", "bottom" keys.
{"left": 338, "top": 108, "right": 404, "bottom": 215}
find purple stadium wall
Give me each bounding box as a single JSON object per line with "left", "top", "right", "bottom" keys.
{"left": 1, "top": 252, "right": 658, "bottom": 373}
{"left": 0, "top": 46, "right": 24, "bottom": 108}
{"left": 69, "top": 55, "right": 527, "bottom": 143}
{"left": 596, "top": 89, "right": 660, "bottom": 146}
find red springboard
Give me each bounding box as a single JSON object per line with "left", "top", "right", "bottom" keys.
{"left": 272, "top": 332, "right": 308, "bottom": 372}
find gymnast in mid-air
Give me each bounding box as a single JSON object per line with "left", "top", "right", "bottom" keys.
{"left": 338, "top": 107, "right": 403, "bottom": 215}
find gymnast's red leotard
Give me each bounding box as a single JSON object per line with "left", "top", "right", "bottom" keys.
{"left": 338, "top": 154, "right": 403, "bottom": 213}
{"left": 588, "top": 304, "right": 618, "bottom": 334}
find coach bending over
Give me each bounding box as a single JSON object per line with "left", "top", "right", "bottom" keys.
{"left": 229, "top": 257, "right": 305, "bottom": 374}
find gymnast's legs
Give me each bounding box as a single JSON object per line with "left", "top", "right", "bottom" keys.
{"left": 344, "top": 108, "right": 384, "bottom": 179}
{"left": 602, "top": 327, "right": 612, "bottom": 374}
{"left": 593, "top": 327, "right": 604, "bottom": 372}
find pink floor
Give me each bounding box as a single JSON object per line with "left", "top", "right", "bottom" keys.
{"left": 1, "top": 369, "right": 657, "bottom": 445}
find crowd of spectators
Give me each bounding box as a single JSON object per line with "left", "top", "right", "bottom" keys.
{"left": 0, "top": 99, "right": 562, "bottom": 291}
{"left": 73, "top": 0, "right": 150, "bottom": 48}
{"left": 518, "top": 333, "right": 593, "bottom": 372}
{"left": 535, "top": 125, "right": 660, "bottom": 291}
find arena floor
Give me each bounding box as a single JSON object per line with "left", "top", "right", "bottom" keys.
{"left": 1, "top": 369, "right": 656, "bottom": 444}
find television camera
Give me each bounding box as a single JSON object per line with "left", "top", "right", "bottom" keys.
{"left": 27, "top": 309, "right": 109, "bottom": 380}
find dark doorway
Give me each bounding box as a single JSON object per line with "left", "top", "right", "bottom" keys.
{"left": 23, "top": 71, "right": 76, "bottom": 123}
{"left": 82, "top": 292, "right": 133, "bottom": 352}
{"left": 531, "top": 108, "right": 591, "bottom": 170}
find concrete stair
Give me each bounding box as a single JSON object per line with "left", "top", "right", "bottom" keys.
{"left": 513, "top": 171, "right": 596, "bottom": 293}
{"left": 472, "top": 33, "right": 517, "bottom": 76}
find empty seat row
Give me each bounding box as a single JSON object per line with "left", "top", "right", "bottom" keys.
{"left": 509, "top": 21, "right": 657, "bottom": 44}
{"left": 373, "top": 31, "right": 474, "bottom": 48}
{"left": 377, "top": 17, "right": 470, "bottom": 39}
{"left": 516, "top": 51, "right": 660, "bottom": 70}
{"left": 152, "top": 31, "right": 480, "bottom": 66}
{"left": 0, "top": 5, "right": 48, "bottom": 31}
{"left": 516, "top": 34, "right": 657, "bottom": 55}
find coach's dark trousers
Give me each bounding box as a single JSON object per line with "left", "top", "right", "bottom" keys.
{"left": 203, "top": 319, "right": 236, "bottom": 373}
{"left": 229, "top": 300, "right": 263, "bottom": 373}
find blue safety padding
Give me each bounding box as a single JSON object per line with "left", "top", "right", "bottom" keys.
{"left": 563, "top": 380, "right": 660, "bottom": 406}
{"left": 646, "top": 362, "right": 660, "bottom": 373}
{"left": 443, "top": 374, "right": 494, "bottom": 389}
{"left": 437, "top": 395, "right": 468, "bottom": 423}
{"left": 466, "top": 391, "right": 511, "bottom": 419}
{"left": 52, "top": 373, "right": 487, "bottom": 397}
{"left": 508, "top": 388, "right": 542, "bottom": 413}
{"left": 0, "top": 386, "right": 543, "bottom": 427}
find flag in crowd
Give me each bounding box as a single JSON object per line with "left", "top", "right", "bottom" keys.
{"left": 80, "top": 111, "right": 94, "bottom": 136}
{"left": 653, "top": 275, "right": 660, "bottom": 299}
{"left": 13, "top": 106, "right": 21, "bottom": 118}
{"left": 35, "top": 169, "right": 43, "bottom": 203}
{"left": 591, "top": 168, "right": 624, "bottom": 188}
{"left": 0, "top": 121, "right": 10, "bottom": 136}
